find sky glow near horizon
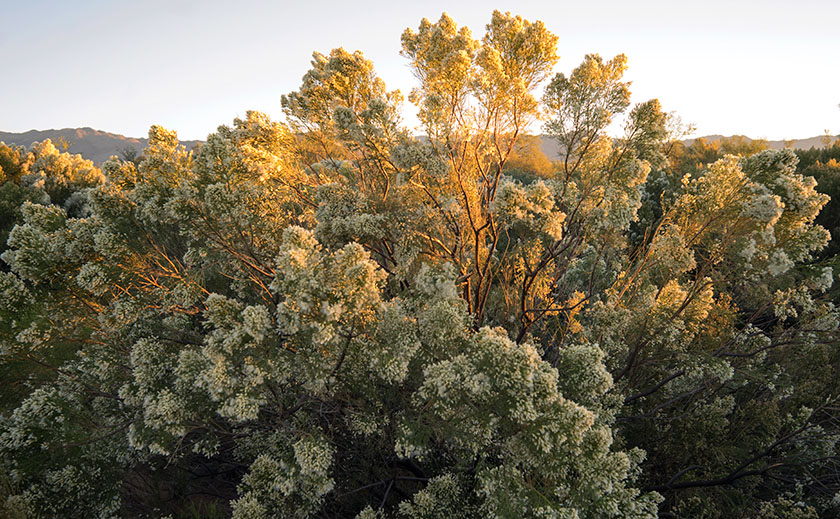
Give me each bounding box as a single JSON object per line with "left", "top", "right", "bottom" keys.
{"left": 1, "top": 0, "right": 838, "bottom": 142}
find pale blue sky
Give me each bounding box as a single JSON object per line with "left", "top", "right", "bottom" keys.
{"left": 1, "top": 0, "right": 838, "bottom": 141}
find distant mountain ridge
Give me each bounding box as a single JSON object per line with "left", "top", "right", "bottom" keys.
{"left": 681, "top": 134, "right": 830, "bottom": 151}
{"left": 0, "top": 128, "right": 831, "bottom": 165}
{"left": 536, "top": 135, "right": 832, "bottom": 161}
{"left": 0, "top": 127, "right": 201, "bottom": 165}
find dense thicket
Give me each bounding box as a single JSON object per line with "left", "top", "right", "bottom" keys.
{"left": 0, "top": 11, "right": 838, "bottom": 519}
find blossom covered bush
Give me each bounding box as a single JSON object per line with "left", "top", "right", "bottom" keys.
{"left": 0, "top": 11, "right": 838, "bottom": 519}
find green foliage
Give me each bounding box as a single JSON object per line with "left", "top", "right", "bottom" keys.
{"left": 795, "top": 139, "right": 840, "bottom": 171}
{"left": 0, "top": 140, "right": 105, "bottom": 265}
{"left": 802, "top": 158, "right": 840, "bottom": 258}
{"left": 670, "top": 135, "right": 770, "bottom": 176}
{"left": 0, "top": 11, "right": 838, "bottom": 519}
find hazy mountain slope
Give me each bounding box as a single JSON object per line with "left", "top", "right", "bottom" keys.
{"left": 0, "top": 127, "right": 200, "bottom": 165}
{"left": 0, "top": 128, "right": 831, "bottom": 164}
{"left": 681, "top": 134, "right": 829, "bottom": 151}
{"left": 542, "top": 134, "right": 829, "bottom": 160}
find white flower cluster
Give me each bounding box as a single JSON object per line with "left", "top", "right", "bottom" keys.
{"left": 199, "top": 295, "right": 272, "bottom": 421}
{"left": 414, "top": 326, "right": 593, "bottom": 462}
{"left": 232, "top": 436, "right": 335, "bottom": 519}
{"left": 315, "top": 183, "right": 387, "bottom": 247}
{"left": 0, "top": 271, "right": 30, "bottom": 313}
{"left": 492, "top": 179, "right": 565, "bottom": 241}
{"left": 741, "top": 191, "right": 784, "bottom": 227}
{"left": 271, "top": 226, "right": 386, "bottom": 392}
{"left": 397, "top": 474, "right": 469, "bottom": 518}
